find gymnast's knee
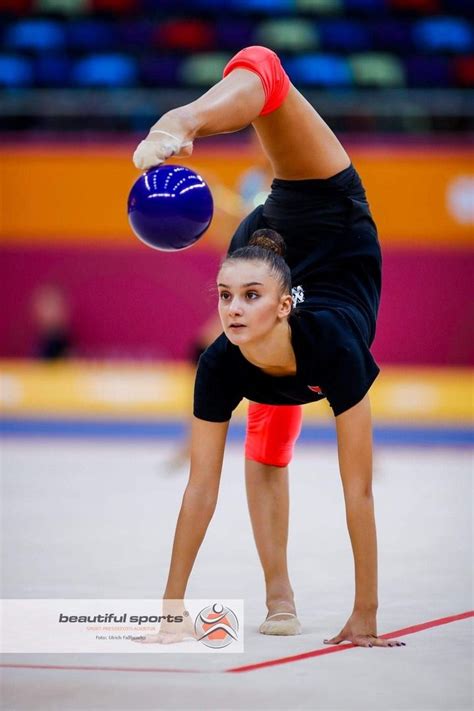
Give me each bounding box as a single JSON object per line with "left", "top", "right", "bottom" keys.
{"left": 223, "top": 46, "right": 290, "bottom": 116}
{"left": 245, "top": 403, "right": 303, "bottom": 468}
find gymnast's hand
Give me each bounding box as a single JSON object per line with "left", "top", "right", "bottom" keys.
{"left": 132, "top": 604, "right": 196, "bottom": 645}
{"left": 324, "top": 610, "right": 406, "bottom": 648}
{"left": 133, "top": 129, "right": 193, "bottom": 170}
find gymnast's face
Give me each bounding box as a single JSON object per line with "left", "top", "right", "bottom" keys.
{"left": 217, "top": 260, "right": 291, "bottom": 346}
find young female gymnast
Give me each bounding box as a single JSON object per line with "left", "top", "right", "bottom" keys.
{"left": 133, "top": 47, "right": 405, "bottom": 648}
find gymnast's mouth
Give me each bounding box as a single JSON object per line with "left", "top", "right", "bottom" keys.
{"left": 229, "top": 323, "right": 246, "bottom": 329}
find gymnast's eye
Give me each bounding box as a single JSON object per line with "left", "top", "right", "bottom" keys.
{"left": 246, "top": 291, "right": 259, "bottom": 300}
{"left": 219, "top": 291, "right": 231, "bottom": 301}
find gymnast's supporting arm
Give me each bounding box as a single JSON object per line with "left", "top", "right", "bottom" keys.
{"left": 325, "top": 394, "right": 382, "bottom": 647}
{"left": 162, "top": 417, "right": 229, "bottom": 601}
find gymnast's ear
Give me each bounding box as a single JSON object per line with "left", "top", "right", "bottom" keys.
{"left": 278, "top": 293, "right": 292, "bottom": 319}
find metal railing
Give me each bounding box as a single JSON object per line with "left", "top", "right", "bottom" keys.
{"left": 1, "top": 88, "right": 473, "bottom": 133}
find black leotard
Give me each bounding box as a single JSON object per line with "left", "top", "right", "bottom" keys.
{"left": 194, "top": 164, "right": 382, "bottom": 421}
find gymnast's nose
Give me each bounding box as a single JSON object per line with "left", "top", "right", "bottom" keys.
{"left": 228, "top": 296, "right": 244, "bottom": 317}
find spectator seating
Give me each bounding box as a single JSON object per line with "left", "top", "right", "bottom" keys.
{"left": 0, "top": 1, "right": 471, "bottom": 89}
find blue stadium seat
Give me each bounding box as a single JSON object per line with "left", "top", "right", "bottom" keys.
{"left": 72, "top": 54, "right": 138, "bottom": 86}
{"left": 413, "top": 17, "right": 473, "bottom": 53}
{"left": 67, "top": 20, "right": 118, "bottom": 51}
{"left": 118, "top": 20, "right": 154, "bottom": 49}
{"left": 344, "top": 0, "right": 387, "bottom": 11}
{"left": 140, "top": 56, "right": 182, "bottom": 87}
{"left": 229, "top": 0, "right": 296, "bottom": 12}
{"left": 285, "top": 54, "right": 352, "bottom": 86}
{"left": 371, "top": 20, "right": 413, "bottom": 51}
{"left": 0, "top": 55, "right": 33, "bottom": 87}
{"left": 215, "top": 20, "right": 254, "bottom": 50}
{"left": 4, "top": 19, "right": 65, "bottom": 51}
{"left": 405, "top": 56, "right": 451, "bottom": 87}
{"left": 35, "top": 54, "right": 72, "bottom": 86}
{"left": 141, "top": 0, "right": 194, "bottom": 8}
{"left": 318, "top": 19, "right": 371, "bottom": 51}
{"left": 446, "top": 0, "right": 472, "bottom": 10}
{"left": 192, "top": 0, "right": 235, "bottom": 7}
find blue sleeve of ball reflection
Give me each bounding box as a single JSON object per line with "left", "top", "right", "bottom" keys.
{"left": 127, "top": 165, "right": 214, "bottom": 251}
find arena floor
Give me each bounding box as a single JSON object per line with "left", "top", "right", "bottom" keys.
{"left": 1, "top": 436, "right": 472, "bottom": 711}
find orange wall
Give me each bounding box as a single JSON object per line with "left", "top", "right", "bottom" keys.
{"left": 1, "top": 143, "right": 472, "bottom": 248}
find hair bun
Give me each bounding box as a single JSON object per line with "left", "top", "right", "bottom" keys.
{"left": 249, "top": 229, "right": 286, "bottom": 257}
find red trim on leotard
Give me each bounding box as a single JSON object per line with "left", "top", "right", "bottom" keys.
{"left": 222, "top": 46, "right": 290, "bottom": 117}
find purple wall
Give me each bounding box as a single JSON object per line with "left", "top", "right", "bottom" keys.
{"left": 0, "top": 246, "right": 472, "bottom": 364}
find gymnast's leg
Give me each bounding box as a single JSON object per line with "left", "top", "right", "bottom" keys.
{"left": 245, "top": 402, "right": 303, "bottom": 635}
{"left": 134, "top": 46, "right": 350, "bottom": 180}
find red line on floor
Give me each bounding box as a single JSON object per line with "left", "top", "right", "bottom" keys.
{"left": 227, "top": 611, "right": 474, "bottom": 673}
{"left": 1, "top": 611, "right": 472, "bottom": 676}
{"left": 0, "top": 663, "right": 204, "bottom": 674}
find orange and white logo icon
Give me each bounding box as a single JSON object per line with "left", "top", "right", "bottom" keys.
{"left": 194, "top": 603, "right": 239, "bottom": 649}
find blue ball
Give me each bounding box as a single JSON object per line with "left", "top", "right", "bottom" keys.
{"left": 127, "top": 165, "right": 214, "bottom": 251}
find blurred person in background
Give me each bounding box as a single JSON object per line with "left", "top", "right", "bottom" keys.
{"left": 30, "top": 283, "right": 73, "bottom": 360}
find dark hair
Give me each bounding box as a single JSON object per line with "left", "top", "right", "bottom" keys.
{"left": 221, "top": 229, "right": 292, "bottom": 295}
